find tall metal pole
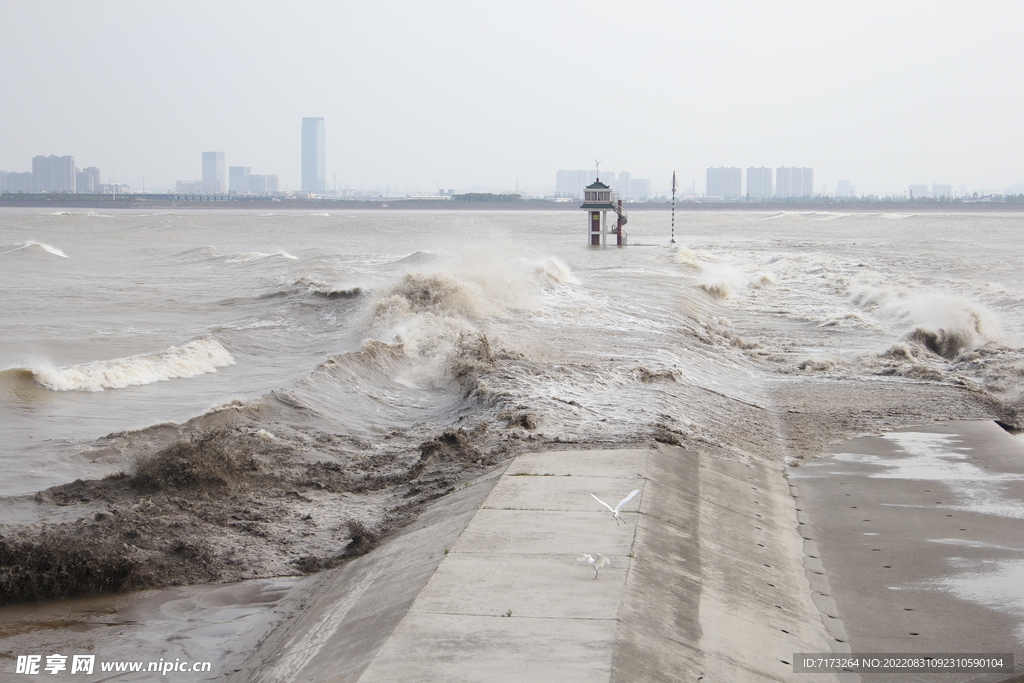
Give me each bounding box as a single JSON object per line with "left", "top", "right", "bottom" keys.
{"left": 670, "top": 171, "right": 677, "bottom": 243}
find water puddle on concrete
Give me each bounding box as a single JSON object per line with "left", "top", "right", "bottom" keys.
{"left": 790, "top": 421, "right": 1024, "bottom": 669}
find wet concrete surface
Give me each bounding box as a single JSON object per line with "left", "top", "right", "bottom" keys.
{"left": 789, "top": 420, "right": 1024, "bottom": 683}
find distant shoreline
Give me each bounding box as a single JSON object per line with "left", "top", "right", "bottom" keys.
{"left": 1, "top": 197, "right": 1021, "bottom": 212}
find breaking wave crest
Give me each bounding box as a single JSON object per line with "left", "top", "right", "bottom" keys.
{"left": 223, "top": 251, "right": 298, "bottom": 263}
{"left": 849, "top": 283, "right": 1003, "bottom": 359}
{"left": 696, "top": 263, "right": 773, "bottom": 299}
{"left": 12, "top": 339, "right": 235, "bottom": 392}
{"left": 0, "top": 241, "right": 69, "bottom": 258}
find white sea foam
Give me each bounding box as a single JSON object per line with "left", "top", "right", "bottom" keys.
{"left": 695, "top": 263, "right": 772, "bottom": 298}
{"left": 861, "top": 287, "right": 1001, "bottom": 357}
{"left": 224, "top": 251, "right": 298, "bottom": 263}
{"left": 359, "top": 246, "right": 577, "bottom": 389}
{"left": 0, "top": 241, "right": 69, "bottom": 258}
{"left": 30, "top": 339, "right": 235, "bottom": 392}
{"left": 536, "top": 256, "right": 579, "bottom": 285}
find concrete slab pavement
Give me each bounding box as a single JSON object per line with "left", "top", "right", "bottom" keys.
{"left": 358, "top": 446, "right": 836, "bottom": 683}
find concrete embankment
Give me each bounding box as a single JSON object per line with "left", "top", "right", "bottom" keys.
{"left": 237, "top": 445, "right": 838, "bottom": 682}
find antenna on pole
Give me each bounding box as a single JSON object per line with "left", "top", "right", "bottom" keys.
{"left": 670, "top": 171, "right": 677, "bottom": 243}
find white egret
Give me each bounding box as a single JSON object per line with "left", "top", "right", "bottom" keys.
{"left": 590, "top": 488, "right": 640, "bottom": 525}
{"left": 577, "top": 553, "right": 611, "bottom": 579}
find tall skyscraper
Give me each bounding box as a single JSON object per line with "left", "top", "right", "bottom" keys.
{"left": 706, "top": 167, "right": 742, "bottom": 198}
{"left": 202, "top": 152, "right": 225, "bottom": 193}
{"left": 302, "top": 117, "right": 326, "bottom": 194}
{"left": 746, "top": 167, "right": 773, "bottom": 199}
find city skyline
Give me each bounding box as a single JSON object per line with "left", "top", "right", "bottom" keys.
{"left": 1, "top": 1, "right": 1022, "bottom": 196}
{"left": 0, "top": 141, "right": 1015, "bottom": 200}
{"left": 2, "top": 147, "right": 1019, "bottom": 200}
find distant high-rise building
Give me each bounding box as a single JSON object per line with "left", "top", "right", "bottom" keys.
{"left": 4, "top": 171, "right": 33, "bottom": 193}
{"left": 631, "top": 178, "right": 651, "bottom": 201}
{"left": 932, "top": 184, "right": 952, "bottom": 198}
{"left": 908, "top": 184, "right": 928, "bottom": 199}
{"left": 706, "top": 167, "right": 742, "bottom": 198}
{"left": 229, "top": 166, "right": 251, "bottom": 193}
{"left": 746, "top": 167, "right": 773, "bottom": 199}
{"left": 32, "top": 155, "right": 76, "bottom": 192}
{"left": 836, "top": 180, "right": 854, "bottom": 198}
{"left": 202, "top": 152, "right": 225, "bottom": 193}
{"left": 248, "top": 174, "right": 279, "bottom": 195}
{"left": 616, "top": 171, "right": 633, "bottom": 200}
{"left": 555, "top": 169, "right": 598, "bottom": 198}
{"left": 776, "top": 167, "right": 813, "bottom": 198}
{"left": 76, "top": 167, "right": 101, "bottom": 194}
{"left": 302, "top": 117, "right": 326, "bottom": 194}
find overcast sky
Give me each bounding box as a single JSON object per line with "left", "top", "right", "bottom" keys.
{"left": 2, "top": 0, "right": 1022, "bottom": 196}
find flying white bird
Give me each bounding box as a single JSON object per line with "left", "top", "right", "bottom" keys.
{"left": 590, "top": 489, "right": 640, "bottom": 525}
{"left": 577, "top": 553, "right": 611, "bottom": 579}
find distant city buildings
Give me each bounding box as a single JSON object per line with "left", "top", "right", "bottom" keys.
{"left": 627, "top": 177, "right": 651, "bottom": 201}
{"left": 173, "top": 153, "right": 278, "bottom": 195}
{"left": 176, "top": 152, "right": 226, "bottom": 194}
{"left": 77, "top": 167, "right": 101, "bottom": 193}
{"left": 229, "top": 166, "right": 251, "bottom": 194}
{"left": 556, "top": 170, "right": 596, "bottom": 197}
{"left": 32, "top": 155, "right": 77, "bottom": 192}
{"left": 177, "top": 152, "right": 220, "bottom": 193}
{"left": 908, "top": 183, "right": 953, "bottom": 199}
{"left": 202, "top": 152, "right": 225, "bottom": 193}
{"left": 229, "top": 166, "right": 278, "bottom": 195}
{"left": 302, "top": 117, "right": 326, "bottom": 194}
{"left": 836, "top": 180, "right": 854, "bottom": 198}
{"left": 555, "top": 169, "right": 651, "bottom": 200}
{"left": 700, "top": 166, "right": 812, "bottom": 199}
{"left": 0, "top": 156, "right": 102, "bottom": 193}
{"left": 1, "top": 171, "right": 33, "bottom": 193}
{"left": 775, "top": 167, "right": 813, "bottom": 198}
{"left": 746, "top": 167, "right": 773, "bottom": 199}
{"left": 706, "top": 167, "right": 742, "bottom": 198}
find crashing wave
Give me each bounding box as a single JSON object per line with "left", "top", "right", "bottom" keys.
{"left": 19, "top": 339, "right": 235, "bottom": 392}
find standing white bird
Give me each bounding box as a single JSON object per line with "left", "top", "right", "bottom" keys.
{"left": 590, "top": 489, "right": 640, "bottom": 525}
{"left": 577, "top": 553, "right": 611, "bottom": 579}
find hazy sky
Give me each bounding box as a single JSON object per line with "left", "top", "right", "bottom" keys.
{"left": 2, "top": 0, "right": 1022, "bottom": 196}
